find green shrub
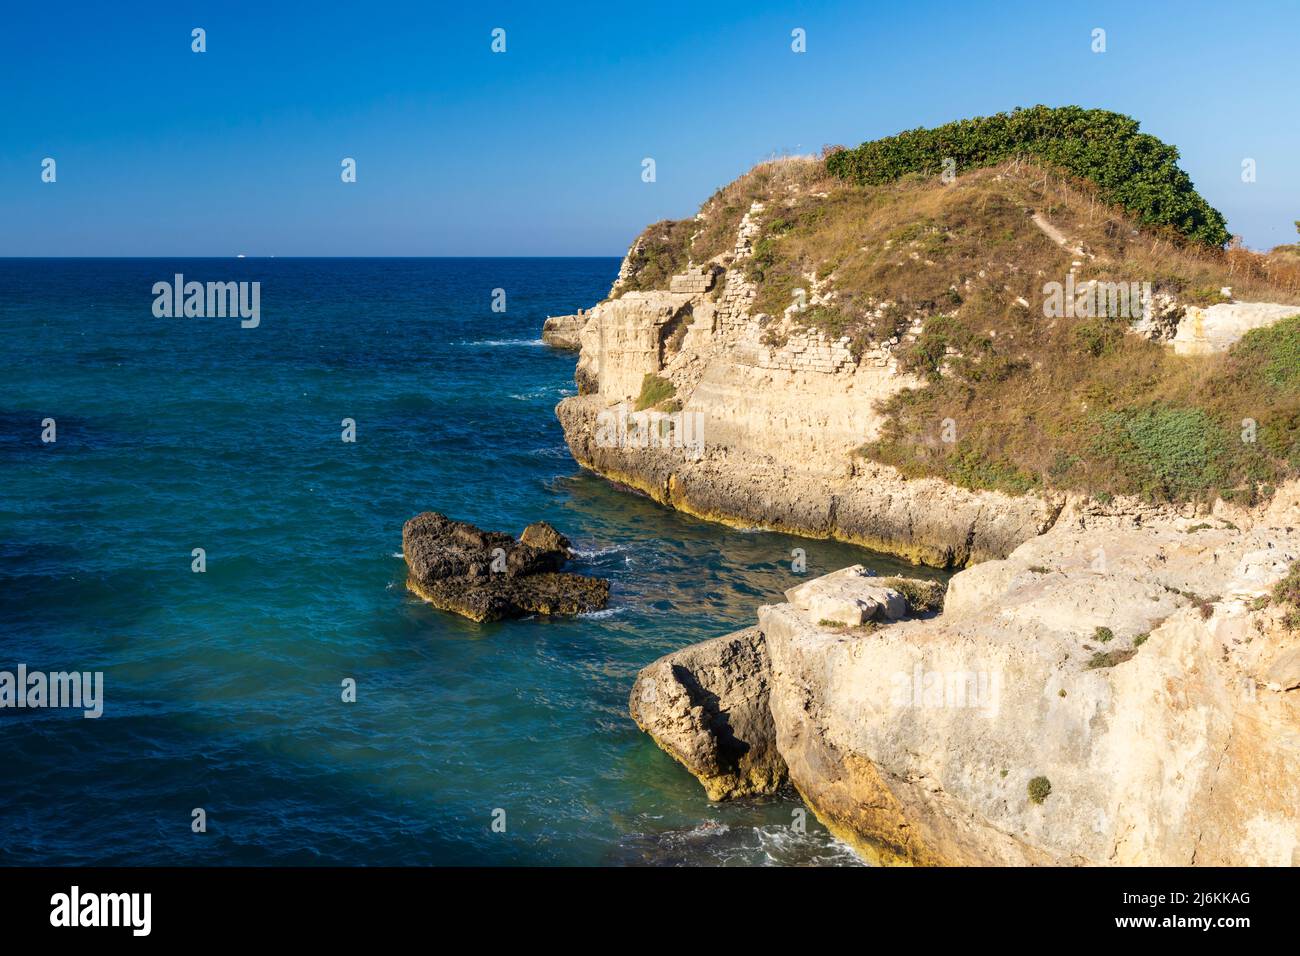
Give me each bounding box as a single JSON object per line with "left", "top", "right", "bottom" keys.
{"left": 899, "top": 314, "right": 974, "bottom": 379}
{"left": 1230, "top": 314, "right": 1300, "bottom": 390}
{"left": 948, "top": 443, "right": 1040, "bottom": 495}
{"left": 633, "top": 374, "right": 676, "bottom": 411}
{"left": 1184, "top": 286, "right": 1231, "bottom": 307}
{"left": 1073, "top": 316, "right": 1127, "bottom": 358}
{"left": 1087, "top": 649, "right": 1136, "bottom": 668}
{"left": 878, "top": 576, "right": 947, "bottom": 614}
{"left": 1094, "top": 626, "right": 1114, "bottom": 643}
{"left": 1274, "top": 560, "right": 1300, "bottom": 630}
{"left": 1028, "top": 776, "right": 1052, "bottom": 804}
{"left": 825, "top": 106, "right": 1230, "bottom": 247}
{"left": 1091, "top": 405, "right": 1229, "bottom": 502}
{"left": 1133, "top": 633, "right": 1149, "bottom": 647}
{"left": 618, "top": 220, "right": 694, "bottom": 293}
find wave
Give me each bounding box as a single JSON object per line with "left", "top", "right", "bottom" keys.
{"left": 530, "top": 446, "right": 573, "bottom": 459}
{"left": 753, "top": 825, "right": 865, "bottom": 866}
{"left": 577, "top": 607, "right": 626, "bottom": 620}
{"left": 612, "top": 819, "right": 863, "bottom": 867}
{"left": 571, "top": 544, "right": 630, "bottom": 560}
{"left": 458, "top": 338, "right": 545, "bottom": 347}
{"left": 510, "top": 385, "right": 566, "bottom": 402}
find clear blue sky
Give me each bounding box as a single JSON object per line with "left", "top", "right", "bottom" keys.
{"left": 3, "top": 0, "right": 1297, "bottom": 255}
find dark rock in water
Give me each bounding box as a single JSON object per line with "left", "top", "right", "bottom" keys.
{"left": 402, "top": 512, "right": 608, "bottom": 622}
{"left": 519, "top": 520, "right": 572, "bottom": 556}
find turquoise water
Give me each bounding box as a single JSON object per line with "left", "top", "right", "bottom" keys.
{"left": 0, "top": 258, "right": 943, "bottom": 865}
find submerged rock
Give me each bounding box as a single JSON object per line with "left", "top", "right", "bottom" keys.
{"left": 402, "top": 512, "right": 608, "bottom": 622}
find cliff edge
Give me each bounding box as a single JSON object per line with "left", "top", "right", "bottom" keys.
{"left": 555, "top": 108, "right": 1300, "bottom": 568}
{"left": 632, "top": 488, "right": 1300, "bottom": 865}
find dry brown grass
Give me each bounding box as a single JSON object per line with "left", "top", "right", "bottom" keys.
{"left": 609, "top": 155, "right": 1300, "bottom": 503}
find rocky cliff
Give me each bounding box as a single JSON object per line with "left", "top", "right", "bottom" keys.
{"left": 553, "top": 217, "right": 1062, "bottom": 566}
{"left": 555, "top": 151, "right": 1300, "bottom": 567}
{"left": 566, "top": 117, "right": 1300, "bottom": 865}
{"left": 631, "top": 487, "right": 1300, "bottom": 865}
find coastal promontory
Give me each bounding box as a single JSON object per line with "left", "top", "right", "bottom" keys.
{"left": 554, "top": 107, "right": 1300, "bottom": 865}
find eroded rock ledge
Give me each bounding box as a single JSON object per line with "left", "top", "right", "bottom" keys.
{"left": 553, "top": 183, "right": 1297, "bottom": 569}
{"left": 558, "top": 393, "right": 1059, "bottom": 566}
{"left": 630, "top": 489, "right": 1300, "bottom": 865}
{"left": 542, "top": 313, "right": 586, "bottom": 350}
{"left": 403, "top": 512, "right": 609, "bottom": 622}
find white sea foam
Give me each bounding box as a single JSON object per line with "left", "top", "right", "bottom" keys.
{"left": 578, "top": 607, "right": 626, "bottom": 620}
{"left": 572, "top": 544, "right": 630, "bottom": 560}
{"left": 510, "top": 385, "right": 565, "bottom": 401}
{"left": 529, "top": 446, "right": 571, "bottom": 459}
{"left": 460, "top": 338, "right": 545, "bottom": 347}
{"left": 753, "top": 825, "right": 865, "bottom": 866}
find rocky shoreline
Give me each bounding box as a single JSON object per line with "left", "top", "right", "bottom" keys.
{"left": 547, "top": 155, "right": 1300, "bottom": 865}
{"left": 558, "top": 394, "right": 1060, "bottom": 567}
{"left": 541, "top": 313, "right": 585, "bottom": 350}
{"left": 628, "top": 490, "right": 1300, "bottom": 865}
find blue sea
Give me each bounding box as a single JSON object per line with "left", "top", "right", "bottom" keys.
{"left": 0, "top": 258, "right": 943, "bottom": 866}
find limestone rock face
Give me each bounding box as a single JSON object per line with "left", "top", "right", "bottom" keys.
{"left": 542, "top": 313, "right": 587, "bottom": 350}
{"left": 632, "top": 501, "right": 1300, "bottom": 866}
{"left": 572, "top": 291, "right": 695, "bottom": 401}
{"left": 402, "top": 512, "right": 608, "bottom": 622}
{"left": 553, "top": 220, "right": 1062, "bottom": 568}
{"left": 557, "top": 392, "right": 1057, "bottom": 567}
{"left": 629, "top": 626, "right": 786, "bottom": 800}
{"left": 1171, "top": 301, "right": 1298, "bottom": 355}
{"left": 783, "top": 566, "right": 906, "bottom": 625}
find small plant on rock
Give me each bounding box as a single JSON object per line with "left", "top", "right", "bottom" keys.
{"left": 1274, "top": 560, "right": 1300, "bottom": 630}
{"left": 634, "top": 373, "right": 676, "bottom": 411}
{"left": 1087, "top": 648, "right": 1136, "bottom": 669}
{"left": 1028, "top": 776, "right": 1052, "bottom": 805}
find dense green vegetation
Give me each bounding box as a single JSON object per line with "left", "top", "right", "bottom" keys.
{"left": 633, "top": 373, "right": 676, "bottom": 411}
{"left": 617, "top": 219, "right": 695, "bottom": 294}
{"left": 825, "top": 106, "right": 1231, "bottom": 247}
